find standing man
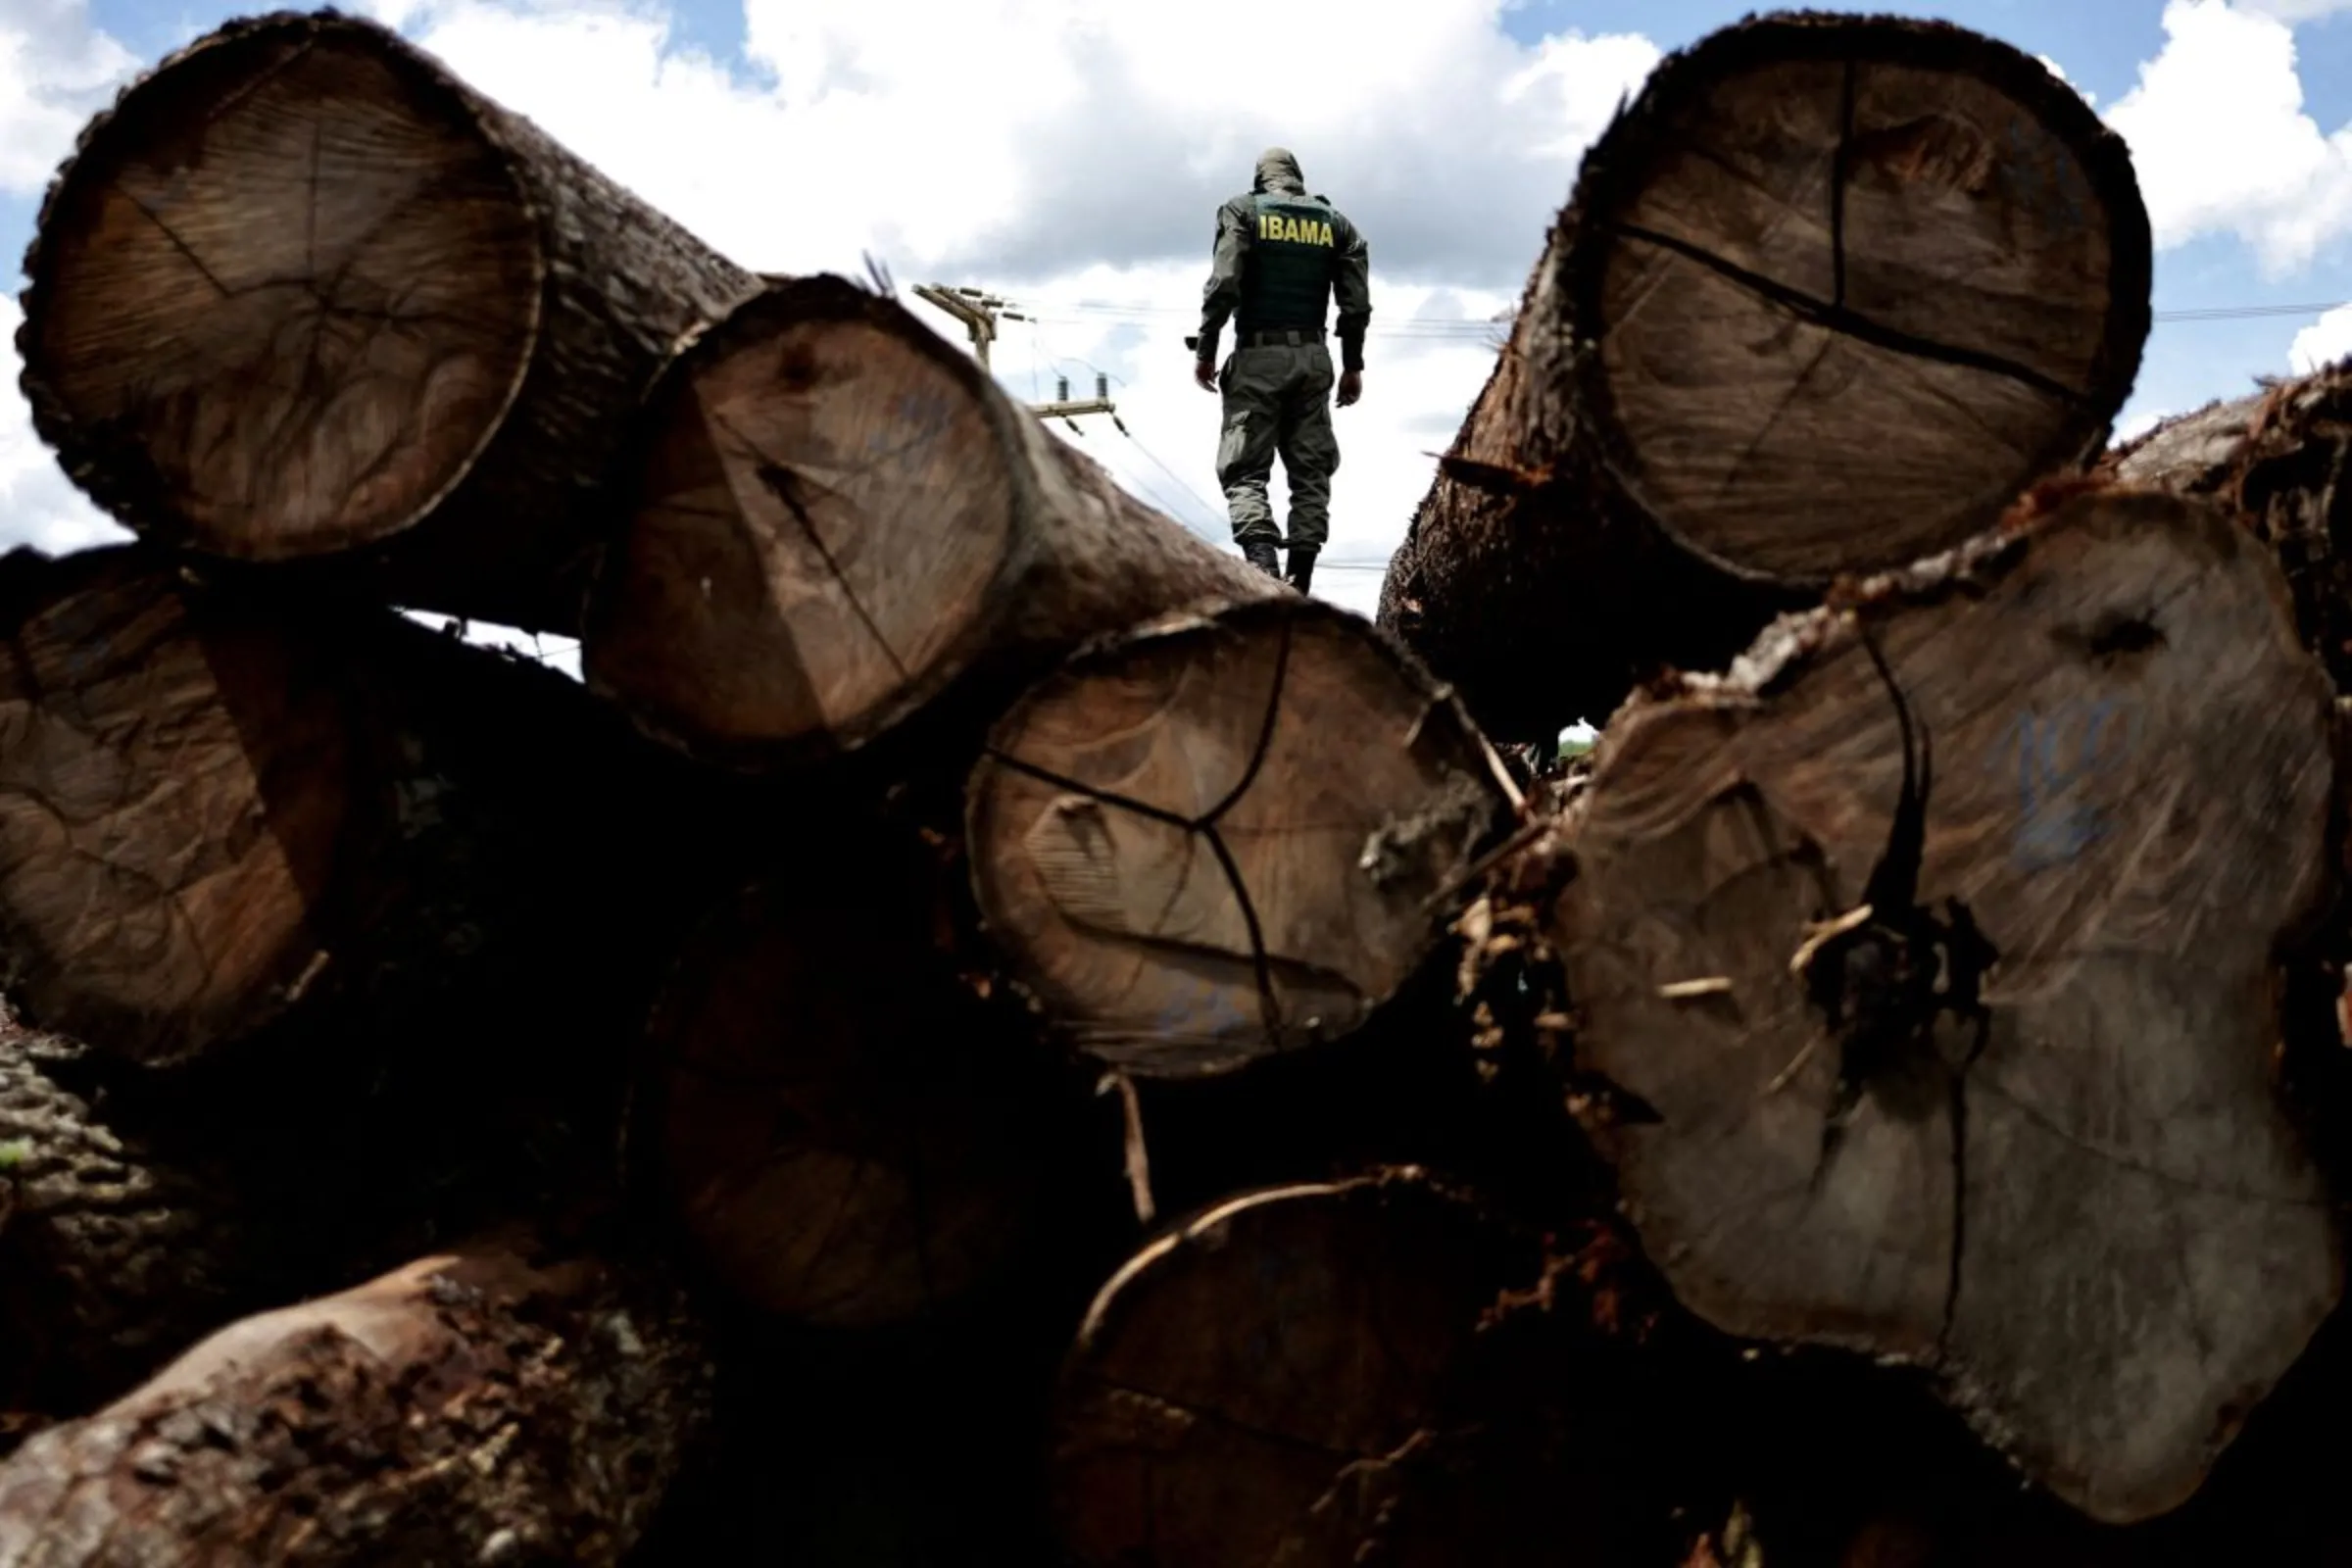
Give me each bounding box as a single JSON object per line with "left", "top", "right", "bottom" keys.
{"left": 1188, "top": 147, "right": 1370, "bottom": 596}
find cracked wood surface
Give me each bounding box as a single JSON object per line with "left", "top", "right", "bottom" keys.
{"left": 965, "top": 598, "right": 1515, "bottom": 1077}
{"left": 1553, "top": 488, "right": 2340, "bottom": 1523}
{"left": 640, "top": 827, "right": 1084, "bottom": 1328}
{"left": 18, "top": 9, "right": 756, "bottom": 631}
{"left": 1047, "top": 1172, "right": 1532, "bottom": 1568}
{"left": 0, "top": 1238, "right": 711, "bottom": 1567}
{"left": 583, "top": 275, "right": 1278, "bottom": 768}
{"left": 1377, "top": 10, "right": 2149, "bottom": 742}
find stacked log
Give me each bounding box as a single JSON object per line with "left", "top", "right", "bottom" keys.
{"left": 2, "top": 4, "right": 2349, "bottom": 1565}
{"left": 1378, "top": 12, "right": 2151, "bottom": 742}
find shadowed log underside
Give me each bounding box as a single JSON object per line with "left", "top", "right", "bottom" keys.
{"left": 1047, "top": 1172, "right": 1539, "bottom": 1568}
{"left": 1554, "top": 488, "right": 2338, "bottom": 1523}
{"left": 18, "top": 9, "right": 755, "bottom": 629}
{"left": 965, "top": 598, "right": 1515, "bottom": 1077}
{"left": 0, "top": 547, "right": 369, "bottom": 1065}
{"left": 0, "top": 1240, "right": 711, "bottom": 1567}
{"left": 642, "top": 852, "right": 1080, "bottom": 1329}
{"left": 0, "top": 543, "right": 684, "bottom": 1070}
{"left": 582, "top": 275, "right": 1279, "bottom": 768}
{"left": 1379, "top": 10, "right": 2150, "bottom": 740}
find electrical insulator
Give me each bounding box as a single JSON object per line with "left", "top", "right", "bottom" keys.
{"left": 1096, "top": 373, "right": 1109, "bottom": 399}
{"left": 1056, "top": 376, "right": 1070, "bottom": 402}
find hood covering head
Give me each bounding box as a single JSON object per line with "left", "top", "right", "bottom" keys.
{"left": 1252, "top": 147, "right": 1306, "bottom": 195}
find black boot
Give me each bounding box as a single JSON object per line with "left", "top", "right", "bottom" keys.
{"left": 1285, "top": 545, "right": 1318, "bottom": 596}
{"left": 1243, "top": 539, "right": 1281, "bottom": 576}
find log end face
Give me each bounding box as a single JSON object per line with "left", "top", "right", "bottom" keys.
{"left": 1571, "top": 15, "right": 2151, "bottom": 584}
{"left": 1050, "top": 1174, "right": 1520, "bottom": 1568}
{"left": 967, "top": 602, "right": 1512, "bottom": 1076}
{"left": 22, "top": 14, "right": 541, "bottom": 561}
{"left": 646, "top": 871, "right": 1066, "bottom": 1329}
{"left": 0, "top": 550, "right": 359, "bottom": 1066}
{"left": 585, "top": 279, "right": 1015, "bottom": 765}
{"left": 1560, "top": 489, "right": 2338, "bottom": 1519}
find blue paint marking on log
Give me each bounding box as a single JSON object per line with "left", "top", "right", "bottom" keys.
{"left": 1150, "top": 970, "right": 1249, "bottom": 1039}
{"left": 2007, "top": 696, "right": 2136, "bottom": 870}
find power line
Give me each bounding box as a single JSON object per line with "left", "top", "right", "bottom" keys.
{"left": 1019, "top": 297, "right": 2352, "bottom": 331}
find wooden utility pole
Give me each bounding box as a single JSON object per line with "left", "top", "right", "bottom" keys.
{"left": 912, "top": 284, "right": 1012, "bottom": 369}
{"left": 914, "top": 282, "right": 1118, "bottom": 429}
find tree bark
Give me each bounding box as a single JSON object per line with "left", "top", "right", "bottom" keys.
{"left": 581, "top": 274, "right": 1281, "bottom": 769}
{"left": 16, "top": 9, "right": 757, "bottom": 632}
{"left": 0, "top": 1237, "right": 712, "bottom": 1567}
{"left": 963, "top": 597, "right": 1518, "bottom": 1078}
{"left": 1550, "top": 486, "right": 2339, "bottom": 1523}
{"left": 0, "top": 542, "right": 701, "bottom": 1071}
{"left": 1379, "top": 11, "right": 2151, "bottom": 743}
{"left": 635, "top": 821, "right": 1102, "bottom": 1329}
{"left": 0, "top": 1015, "right": 266, "bottom": 1426}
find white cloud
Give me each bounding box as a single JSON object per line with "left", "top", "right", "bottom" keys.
{"left": 2289, "top": 302, "right": 2352, "bottom": 370}
{"left": 377, "top": 0, "right": 1657, "bottom": 291}
{"left": 0, "top": 0, "right": 137, "bottom": 197}
{"left": 0, "top": 296, "right": 131, "bottom": 556}
{"left": 270, "top": 0, "right": 1648, "bottom": 603}
{"left": 2235, "top": 0, "right": 2352, "bottom": 20}
{"left": 2104, "top": 0, "right": 2352, "bottom": 275}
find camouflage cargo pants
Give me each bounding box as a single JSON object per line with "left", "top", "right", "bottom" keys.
{"left": 1215, "top": 341, "right": 1339, "bottom": 551}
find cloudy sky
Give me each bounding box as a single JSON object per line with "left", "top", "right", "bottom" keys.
{"left": 6, "top": 0, "right": 2352, "bottom": 653}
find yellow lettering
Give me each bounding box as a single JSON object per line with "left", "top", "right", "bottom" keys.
{"left": 1257, "top": 214, "right": 1269, "bottom": 239}
{"left": 1318, "top": 220, "right": 1334, "bottom": 245}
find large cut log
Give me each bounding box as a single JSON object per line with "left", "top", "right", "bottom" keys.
{"left": 1047, "top": 1171, "right": 1657, "bottom": 1568}
{"left": 0, "top": 543, "right": 688, "bottom": 1070}
{"left": 0, "top": 1237, "right": 711, "bottom": 1567}
{"left": 1551, "top": 486, "right": 2339, "bottom": 1522}
{"left": 1379, "top": 11, "right": 2151, "bottom": 742}
{"left": 581, "top": 274, "right": 1280, "bottom": 768}
{"left": 964, "top": 597, "right": 1517, "bottom": 1077}
{"left": 17, "top": 9, "right": 756, "bottom": 631}
{"left": 636, "top": 824, "right": 1102, "bottom": 1329}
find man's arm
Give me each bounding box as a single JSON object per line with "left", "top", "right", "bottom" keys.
{"left": 1195, "top": 199, "right": 1250, "bottom": 367}
{"left": 1333, "top": 216, "right": 1371, "bottom": 373}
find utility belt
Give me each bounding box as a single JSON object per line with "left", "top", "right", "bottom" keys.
{"left": 1236, "top": 326, "right": 1325, "bottom": 348}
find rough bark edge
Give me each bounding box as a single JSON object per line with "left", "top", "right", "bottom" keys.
{"left": 0, "top": 1238, "right": 716, "bottom": 1568}
{"left": 1564, "top": 8, "right": 2155, "bottom": 587}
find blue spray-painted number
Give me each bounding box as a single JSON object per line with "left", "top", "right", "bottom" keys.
{"left": 863, "top": 390, "right": 955, "bottom": 465}
{"left": 1151, "top": 972, "right": 1249, "bottom": 1039}
{"left": 2008, "top": 697, "right": 2135, "bottom": 870}
{"left": 2003, "top": 116, "right": 2086, "bottom": 227}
